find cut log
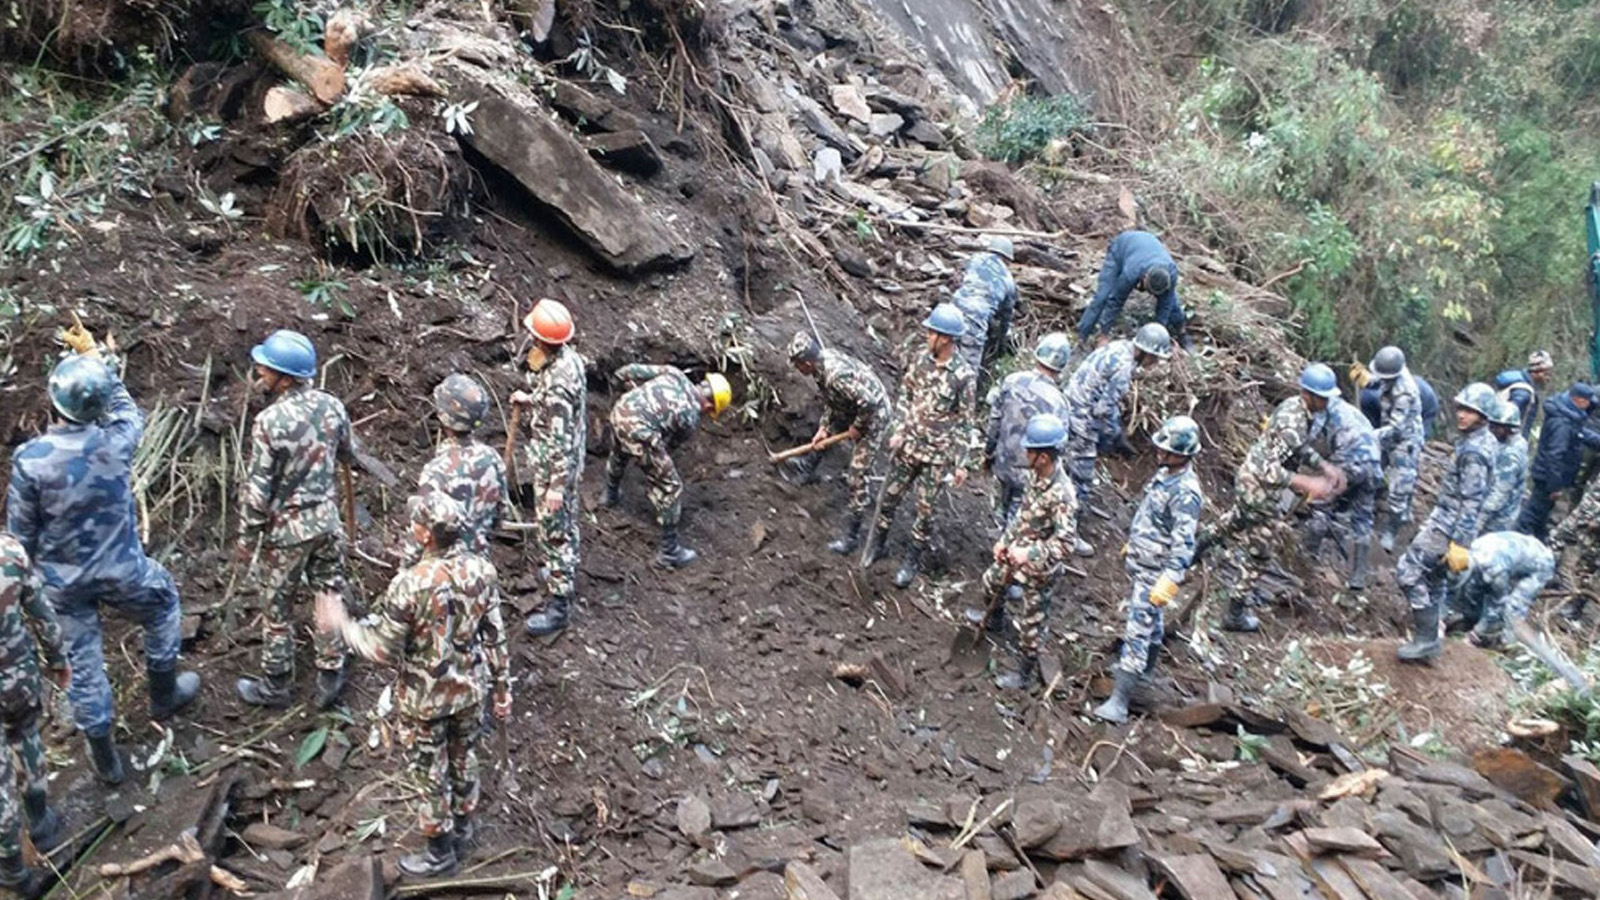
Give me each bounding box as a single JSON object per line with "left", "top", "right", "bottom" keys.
{"left": 246, "top": 30, "right": 345, "bottom": 105}
{"left": 323, "top": 9, "right": 371, "bottom": 67}
{"left": 366, "top": 65, "right": 446, "bottom": 98}
{"left": 459, "top": 91, "right": 692, "bottom": 273}
{"left": 263, "top": 86, "right": 322, "bottom": 124}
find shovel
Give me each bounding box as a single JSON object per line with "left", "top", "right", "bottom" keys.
{"left": 949, "top": 565, "right": 1014, "bottom": 673}
{"left": 768, "top": 431, "right": 850, "bottom": 463}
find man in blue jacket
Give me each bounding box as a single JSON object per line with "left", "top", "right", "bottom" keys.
{"left": 1076, "top": 231, "right": 1188, "bottom": 349}
{"left": 1516, "top": 382, "right": 1600, "bottom": 539}
{"left": 1494, "top": 350, "right": 1553, "bottom": 439}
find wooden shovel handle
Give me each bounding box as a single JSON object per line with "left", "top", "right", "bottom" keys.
{"left": 768, "top": 430, "right": 852, "bottom": 463}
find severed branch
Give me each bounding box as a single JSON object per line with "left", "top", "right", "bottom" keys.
{"left": 246, "top": 30, "right": 346, "bottom": 105}
{"left": 367, "top": 65, "right": 447, "bottom": 98}
{"left": 99, "top": 832, "right": 204, "bottom": 878}
{"left": 211, "top": 865, "right": 251, "bottom": 895}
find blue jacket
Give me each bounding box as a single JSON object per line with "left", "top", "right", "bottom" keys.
{"left": 7, "top": 372, "right": 160, "bottom": 601}
{"left": 1076, "top": 231, "right": 1186, "bottom": 342}
{"left": 1527, "top": 392, "right": 1600, "bottom": 489}
{"left": 1493, "top": 369, "right": 1538, "bottom": 438}
{"left": 1360, "top": 376, "right": 1440, "bottom": 436}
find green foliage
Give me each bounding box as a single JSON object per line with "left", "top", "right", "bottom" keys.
{"left": 296, "top": 276, "right": 354, "bottom": 317}
{"left": 1234, "top": 726, "right": 1269, "bottom": 762}
{"left": 254, "top": 0, "right": 325, "bottom": 55}
{"left": 974, "top": 94, "right": 1093, "bottom": 163}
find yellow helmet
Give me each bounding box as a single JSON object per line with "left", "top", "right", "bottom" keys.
{"left": 706, "top": 373, "right": 732, "bottom": 418}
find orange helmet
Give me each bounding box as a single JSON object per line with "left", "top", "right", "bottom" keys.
{"left": 524, "top": 299, "right": 574, "bottom": 345}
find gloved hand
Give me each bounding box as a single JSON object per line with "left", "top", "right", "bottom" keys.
{"left": 1149, "top": 574, "right": 1179, "bottom": 607}
{"left": 1444, "top": 541, "right": 1472, "bottom": 573}
{"left": 1349, "top": 361, "right": 1372, "bottom": 389}
{"left": 57, "top": 314, "right": 99, "bottom": 357}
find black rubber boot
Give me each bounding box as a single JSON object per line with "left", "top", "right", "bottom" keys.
{"left": 399, "top": 833, "right": 459, "bottom": 878}
{"left": 523, "top": 594, "right": 571, "bottom": 636}
{"left": 1304, "top": 518, "right": 1329, "bottom": 558}
{"left": 85, "top": 732, "right": 124, "bottom": 786}
{"left": 1563, "top": 595, "right": 1589, "bottom": 624}
{"left": 148, "top": 667, "right": 200, "bottom": 721}
{"left": 892, "top": 544, "right": 922, "bottom": 589}
{"left": 1093, "top": 668, "right": 1140, "bottom": 724}
{"left": 860, "top": 523, "right": 890, "bottom": 567}
{"left": 453, "top": 817, "right": 476, "bottom": 858}
{"left": 1143, "top": 642, "right": 1161, "bottom": 676}
{"left": 1347, "top": 540, "right": 1371, "bottom": 591}
{"left": 314, "top": 664, "right": 348, "bottom": 710}
{"left": 236, "top": 672, "right": 292, "bottom": 708}
{"left": 655, "top": 524, "right": 698, "bottom": 569}
{"left": 24, "top": 790, "right": 63, "bottom": 853}
{"left": 1397, "top": 602, "right": 1443, "bottom": 662}
{"left": 0, "top": 854, "right": 48, "bottom": 899}
{"left": 1468, "top": 624, "right": 1506, "bottom": 649}
{"left": 827, "top": 514, "right": 863, "bottom": 556}
{"left": 601, "top": 468, "right": 622, "bottom": 508}
{"left": 1220, "top": 595, "right": 1260, "bottom": 632}
{"left": 993, "top": 652, "right": 1039, "bottom": 690}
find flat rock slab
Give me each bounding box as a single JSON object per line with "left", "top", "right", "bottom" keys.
{"left": 242, "top": 821, "right": 307, "bottom": 852}
{"left": 581, "top": 129, "right": 663, "bottom": 176}
{"left": 1151, "top": 854, "right": 1232, "bottom": 900}
{"left": 255, "top": 856, "right": 381, "bottom": 900}
{"left": 847, "top": 838, "right": 963, "bottom": 900}
{"left": 461, "top": 91, "right": 691, "bottom": 273}
{"left": 786, "top": 861, "right": 843, "bottom": 900}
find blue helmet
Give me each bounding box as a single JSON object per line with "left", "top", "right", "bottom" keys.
{"left": 1034, "top": 332, "right": 1072, "bottom": 372}
{"left": 49, "top": 355, "right": 114, "bottom": 424}
{"left": 1133, "top": 322, "right": 1172, "bottom": 359}
{"left": 1298, "top": 363, "right": 1340, "bottom": 399}
{"left": 1153, "top": 415, "right": 1201, "bottom": 456}
{"left": 1454, "top": 382, "right": 1497, "bottom": 418}
{"left": 1021, "top": 413, "right": 1068, "bottom": 450}
{"left": 923, "top": 303, "right": 966, "bottom": 338}
{"left": 251, "top": 329, "right": 317, "bottom": 379}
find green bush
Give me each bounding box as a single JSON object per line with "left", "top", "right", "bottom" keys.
{"left": 973, "top": 94, "right": 1092, "bottom": 163}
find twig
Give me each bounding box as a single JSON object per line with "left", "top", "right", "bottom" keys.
{"left": 949, "top": 797, "right": 1014, "bottom": 851}
{"left": 393, "top": 869, "right": 559, "bottom": 897}
{"left": 192, "top": 704, "right": 306, "bottom": 777}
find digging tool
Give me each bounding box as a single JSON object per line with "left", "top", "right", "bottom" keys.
{"left": 768, "top": 431, "right": 850, "bottom": 464}
{"left": 497, "top": 721, "right": 521, "bottom": 797}
{"left": 1509, "top": 617, "right": 1591, "bottom": 693}
{"left": 340, "top": 462, "right": 358, "bottom": 541}
{"left": 502, "top": 402, "right": 523, "bottom": 481}
{"left": 950, "top": 565, "right": 1014, "bottom": 672}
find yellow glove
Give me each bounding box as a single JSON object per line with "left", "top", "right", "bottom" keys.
{"left": 57, "top": 314, "right": 99, "bottom": 357}
{"left": 1149, "top": 574, "right": 1179, "bottom": 607}
{"left": 1120, "top": 543, "right": 1128, "bottom": 559}
{"left": 1348, "top": 361, "right": 1372, "bottom": 389}
{"left": 1444, "top": 542, "right": 1471, "bottom": 573}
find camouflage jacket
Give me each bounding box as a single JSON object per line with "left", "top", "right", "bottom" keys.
{"left": 962, "top": 251, "right": 1018, "bottom": 317}
{"left": 612, "top": 365, "right": 700, "bottom": 444}
{"left": 1236, "top": 396, "right": 1327, "bottom": 501}
{"left": 812, "top": 348, "right": 891, "bottom": 436}
{"left": 892, "top": 345, "right": 979, "bottom": 468}
{"left": 998, "top": 464, "right": 1079, "bottom": 582}
{"left": 1063, "top": 339, "right": 1137, "bottom": 440}
{"left": 341, "top": 546, "right": 509, "bottom": 721}
{"left": 403, "top": 435, "right": 512, "bottom": 564}
{"left": 239, "top": 384, "right": 355, "bottom": 547}
{"left": 7, "top": 370, "right": 156, "bottom": 599}
{"left": 1466, "top": 531, "right": 1553, "bottom": 614}
{"left": 1127, "top": 464, "right": 1204, "bottom": 582}
{"left": 0, "top": 534, "right": 65, "bottom": 683}
{"left": 1550, "top": 477, "right": 1600, "bottom": 550}
{"left": 1424, "top": 425, "right": 1496, "bottom": 546}
{"left": 1320, "top": 396, "right": 1381, "bottom": 478}
{"left": 1481, "top": 433, "right": 1529, "bottom": 532}
{"left": 524, "top": 344, "right": 588, "bottom": 496}
{"left": 985, "top": 370, "right": 1066, "bottom": 488}
{"left": 1374, "top": 369, "right": 1425, "bottom": 453}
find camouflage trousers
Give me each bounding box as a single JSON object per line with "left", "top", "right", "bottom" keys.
{"left": 607, "top": 431, "right": 681, "bottom": 527}
{"left": 875, "top": 451, "right": 952, "bottom": 547}
{"left": 1308, "top": 467, "right": 1380, "bottom": 543}
{"left": 257, "top": 533, "right": 348, "bottom": 679}
{"left": 801, "top": 412, "right": 885, "bottom": 520}
{"left": 1116, "top": 570, "right": 1165, "bottom": 677}
{"left": 51, "top": 557, "right": 182, "bottom": 736}
{"left": 1472, "top": 563, "right": 1554, "bottom": 643}
{"left": 993, "top": 474, "right": 1025, "bottom": 531}
{"left": 535, "top": 485, "right": 581, "bottom": 598}
{"left": 984, "top": 563, "right": 1055, "bottom": 658}
{"left": 1396, "top": 526, "right": 1451, "bottom": 612}
{"left": 0, "top": 687, "right": 47, "bottom": 859}
{"left": 401, "top": 707, "right": 480, "bottom": 837}
{"left": 1211, "top": 499, "right": 1277, "bottom": 602}
{"left": 1382, "top": 444, "right": 1421, "bottom": 523}
{"left": 1065, "top": 418, "right": 1098, "bottom": 507}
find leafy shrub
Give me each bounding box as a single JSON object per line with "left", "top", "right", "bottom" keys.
{"left": 974, "top": 94, "right": 1092, "bottom": 163}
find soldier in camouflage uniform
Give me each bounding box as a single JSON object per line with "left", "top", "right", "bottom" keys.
{"left": 1481, "top": 399, "right": 1529, "bottom": 534}
{"left": 785, "top": 332, "right": 892, "bottom": 555}
{"left": 403, "top": 374, "right": 512, "bottom": 565}
{"left": 315, "top": 491, "right": 510, "bottom": 878}
{"left": 1203, "top": 365, "right": 1345, "bottom": 632}
{"left": 8, "top": 328, "right": 199, "bottom": 788}
{"left": 1451, "top": 531, "right": 1553, "bottom": 650}
{"left": 235, "top": 330, "right": 361, "bottom": 711}
{"left": 985, "top": 414, "right": 1079, "bottom": 691}
{"left": 862, "top": 304, "right": 979, "bottom": 589}
{"left": 1361, "top": 346, "right": 1426, "bottom": 552}
{"left": 1395, "top": 382, "right": 1498, "bottom": 662}
{"left": 512, "top": 301, "right": 587, "bottom": 636}
{"left": 602, "top": 364, "right": 731, "bottom": 569}
{"left": 986, "top": 332, "right": 1069, "bottom": 530}
{"left": 1547, "top": 463, "right": 1600, "bottom": 622}
{"left": 1095, "top": 415, "right": 1203, "bottom": 724}
{"left": 1304, "top": 391, "right": 1383, "bottom": 590}
{"left": 953, "top": 235, "right": 1020, "bottom": 395}
{"left": 0, "top": 533, "right": 70, "bottom": 897}
{"left": 1061, "top": 322, "right": 1173, "bottom": 554}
